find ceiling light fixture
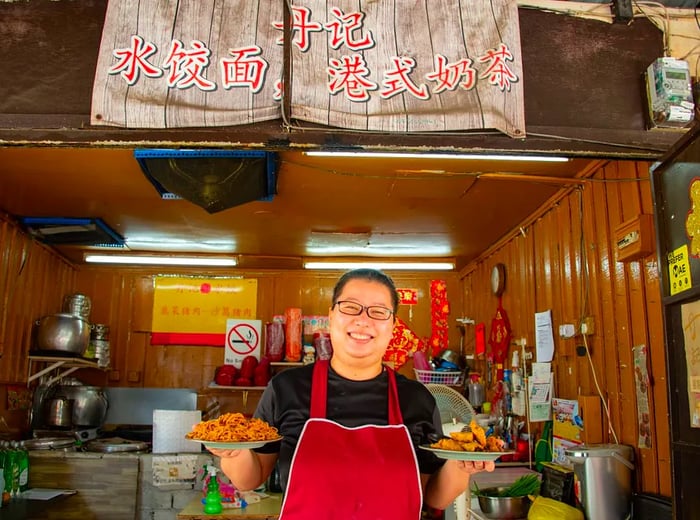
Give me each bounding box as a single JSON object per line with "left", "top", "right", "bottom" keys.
{"left": 303, "top": 261, "right": 455, "bottom": 271}
{"left": 84, "top": 254, "right": 237, "bottom": 267}
{"left": 304, "top": 151, "right": 569, "bottom": 162}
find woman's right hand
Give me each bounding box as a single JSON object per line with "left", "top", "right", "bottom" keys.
{"left": 206, "top": 447, "right": 245, "bottom": 459}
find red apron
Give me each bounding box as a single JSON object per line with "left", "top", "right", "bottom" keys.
{"left": 279, "top": 360, "right": 423, "bottom": 520}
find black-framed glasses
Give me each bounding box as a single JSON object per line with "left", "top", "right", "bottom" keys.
{"left": 333, "top": 300, "right": 394, "bottom": 321}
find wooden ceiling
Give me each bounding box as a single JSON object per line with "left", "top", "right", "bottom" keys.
{"left": 0, "top": 146, "right": 597, "bottom": 270}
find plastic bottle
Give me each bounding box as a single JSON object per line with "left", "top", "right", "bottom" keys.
{"left": 18, "top": 441, "right": 29, "bottom": 493}
{"left": 203, "top": 466, "right": 223, "bottom": 514}
{"left": 9, "top": 441, "right": 20, "bottom": 497}
{"left": 1, "top": 441, "right": 10, "bottom": 504}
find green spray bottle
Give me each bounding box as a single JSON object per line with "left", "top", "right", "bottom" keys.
{"left": 203, "top": 466, "right": 223, "bottom": 514}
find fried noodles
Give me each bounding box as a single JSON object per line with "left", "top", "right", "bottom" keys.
{"left": 186, "top": 412, "right": 280, "bottom": 442}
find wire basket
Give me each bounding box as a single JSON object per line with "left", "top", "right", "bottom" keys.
{"left": 414, "top": 369, "right": 465, "bottom": 386}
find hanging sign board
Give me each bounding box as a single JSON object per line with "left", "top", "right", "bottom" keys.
{"left": 91, "top": 0, "right": 524, "bottom": 136}
{"left": 151, "top": 277, "right": 257, "bottom": 346}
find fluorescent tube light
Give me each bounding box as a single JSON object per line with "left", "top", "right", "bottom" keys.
{"left": 84, "top": 254, "right": 237, "bottom": 267}
{"left": 304, "top": 261, "right": 454, "bottom": 271}
{"left": 305, "top": 151, "right": 569, "bottom": 162}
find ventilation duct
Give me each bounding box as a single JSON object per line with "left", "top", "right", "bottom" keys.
{"left": 18, "top": 217, "right": 125, "bottom": 247}
{"left": 134, "top": 149, "right": 278, "bottom": 214}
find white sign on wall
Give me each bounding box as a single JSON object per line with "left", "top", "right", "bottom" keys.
{"left": 224, "top": 319, "right": 262, "bottom": 368}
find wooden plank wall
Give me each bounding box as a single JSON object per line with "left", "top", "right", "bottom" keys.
{"left": 0, "top": 213, "right": 77, "bottom": 432}
{"left": 459, "top": 159, "right": 670, "bottom": 496}
{"left": 70, "top": 269, "right": 462, "bottom": 389}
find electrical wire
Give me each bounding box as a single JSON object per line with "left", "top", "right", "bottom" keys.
{"left": 633, "top": 1, "right": 671, "bottom": 56}
{"left": 575, "top": 186, "right": 620, "bottom": 445}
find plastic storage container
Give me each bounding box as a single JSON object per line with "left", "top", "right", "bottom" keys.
{"left": 565, "top": 444, "right": 634, "bottom": 520}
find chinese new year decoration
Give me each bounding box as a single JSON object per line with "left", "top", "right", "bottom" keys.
{"left": 488, "top": 297, "right": 512, "bottom": 363}
{"left": 384, "top": 317, "right": 425, "bottom": 370}
{"left": 429, "top": 280, "right": 450, "bottom": 357}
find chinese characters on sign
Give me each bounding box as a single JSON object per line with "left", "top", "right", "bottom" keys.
{"left": 91, "top": 0, "right": 524, "bottom": 136}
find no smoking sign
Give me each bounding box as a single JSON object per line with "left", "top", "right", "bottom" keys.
{"left": 224, "top": 319, "right": 262, "bottom": 368}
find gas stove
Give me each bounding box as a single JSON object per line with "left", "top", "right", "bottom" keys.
{"left": 32, "top": 427, "right": 100, "bottom": 442}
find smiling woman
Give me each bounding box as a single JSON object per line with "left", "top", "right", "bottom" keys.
{"left": 205, "top": 268, "right": 494, "bottom": 520}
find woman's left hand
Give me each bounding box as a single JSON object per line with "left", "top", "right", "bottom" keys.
{"left": 453, "top": 459, "right": 496, "bottom": 475}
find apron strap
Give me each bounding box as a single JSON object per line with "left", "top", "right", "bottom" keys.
{"left": 310, "top": 360, "right": 329, "bottom": 418}
{"left": 386, "top": 368, "right": 404, "bottom": 425}
{"left": 310, "top": 360, "right": 405, "bottom": 425}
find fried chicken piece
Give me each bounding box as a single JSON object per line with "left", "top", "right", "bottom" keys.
{"left": 431, "top": 438, "right": 466, "bottom": 451}
{"left": 459, "top": 441, "right": 482, "bottom": 452}
{"left": 485, "top": 435, "right": 506, "bottom": 452}
{"left": 470, "top": 419, "right": 487, "bottom": 447}
{"left": 450, "top": 431, "right": 475, "bottom": 443}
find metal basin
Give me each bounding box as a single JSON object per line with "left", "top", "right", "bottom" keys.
{"left": 477, "top": 488, "right": 532, "bottom": 519}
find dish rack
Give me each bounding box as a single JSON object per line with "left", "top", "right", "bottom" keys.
{"left": 414, "top": 369, "right": 465, "bottom": 386}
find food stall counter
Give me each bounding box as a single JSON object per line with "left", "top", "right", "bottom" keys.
{"left": 177, "top": 493, "right": 282, "bottom": 520}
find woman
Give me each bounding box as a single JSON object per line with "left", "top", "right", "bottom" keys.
{"left": 209, "top": 268, "right": 493, "bottom": 519}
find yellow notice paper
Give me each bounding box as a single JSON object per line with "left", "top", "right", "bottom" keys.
{"left": 668, "top": 244, "right": 692, "bottom": 296}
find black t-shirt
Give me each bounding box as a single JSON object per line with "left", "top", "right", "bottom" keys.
{"left": 254, "top": 363, "right": 446, "bottom": 491}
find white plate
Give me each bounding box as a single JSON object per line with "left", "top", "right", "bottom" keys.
{"left": 419, "top": 445, "right": 515, "bottom": 461}
{"left": 189, "top": 437, "right": 283, "bottom": 450}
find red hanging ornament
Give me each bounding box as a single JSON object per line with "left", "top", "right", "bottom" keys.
{"left": 488, "top": 297, "right": 511, "bottom": 364}
{"left": 429, "top": 280, "right": 450, "bottom": 357}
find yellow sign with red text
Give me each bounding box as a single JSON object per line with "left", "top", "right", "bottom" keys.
{"left": 151, "top": 277, "right": 257, "bottom": 345}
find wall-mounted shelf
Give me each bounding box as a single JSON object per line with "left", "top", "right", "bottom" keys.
{"left": 27, "top": 355, "right": 103, "bottom": 386}
{"left": 206, "top": 383, "right": 267, "bottom": 391}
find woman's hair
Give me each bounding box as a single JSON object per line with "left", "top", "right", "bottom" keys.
{"left": 331, "top": 268, "right": 399, "bottom": 313}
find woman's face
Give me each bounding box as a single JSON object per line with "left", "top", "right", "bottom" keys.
{"left": 328, "top": 278, "right": 395, "bottom": 376}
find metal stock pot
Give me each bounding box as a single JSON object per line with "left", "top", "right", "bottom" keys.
{"left": 54, "top": 385, "right": 109, "bottom": 428}
{"left": 34, "top": 313, "right": 91, "bottom": 356}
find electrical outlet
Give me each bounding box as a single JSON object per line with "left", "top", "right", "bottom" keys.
{"left": 559, "top": 324, "right": 576, "bottom": 339}
{"left": 581, "top": 316, "right": 595, "bottom": 335}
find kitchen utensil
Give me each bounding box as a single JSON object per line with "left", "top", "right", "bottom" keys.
{"left": 84, "top": 437, "right": 149, "bottom": 453}
{"left": 62, "top": 293, "right": 91, "bottom": 319}
{"left": 477, "top": 488, "right": 531, "bottom": 519}
{"left": 44, "top": 396, "right": 74, "bottom": 427}
{"left": 24, "top": 437, "right": 76, "bottom": 451}
{"left": 468, "top": 373, "right": 485, "bottom": 408}
{"left": 53, "top": 384, "right": 109, "bottom": 428}
{"left": 34, "top": 313, "right": 91, "bottom": 356}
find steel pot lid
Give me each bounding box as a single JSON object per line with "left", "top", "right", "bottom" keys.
{"left": 85, "top": 437, "right": 148, "bottom": 453}
{"left": 25, "top": 437, "right": 76, "bottom": 450}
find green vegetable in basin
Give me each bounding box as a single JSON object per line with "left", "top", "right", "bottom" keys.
{"left": 473, "top": 473, "right": 541, "bottom": 498}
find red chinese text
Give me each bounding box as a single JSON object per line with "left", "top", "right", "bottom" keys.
{"left": 109, "top": 35, "right": 163, "bottom": 85}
